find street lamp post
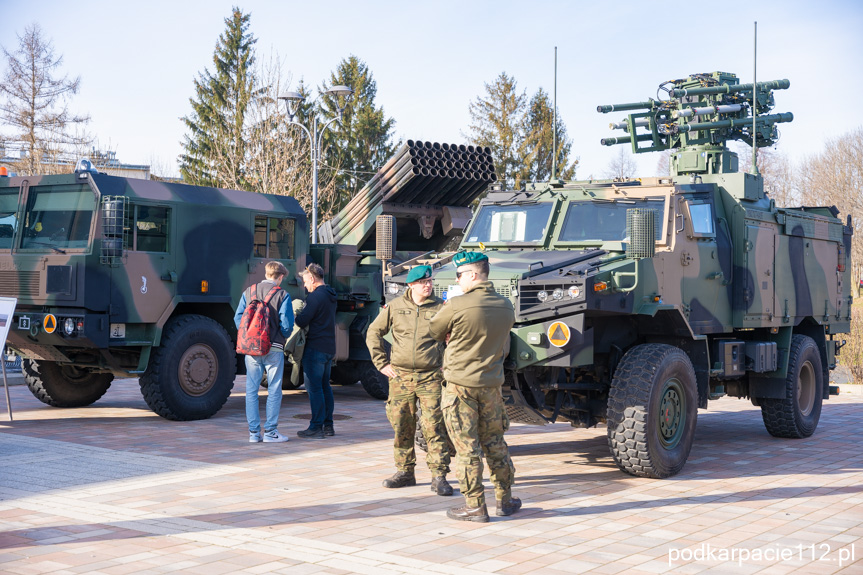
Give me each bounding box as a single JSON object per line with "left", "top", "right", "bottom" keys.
{"left": 279, "top": 85, "right": 354, "bottom": 244}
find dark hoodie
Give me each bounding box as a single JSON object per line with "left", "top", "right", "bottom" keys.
{"left": 295, "top": 285, "right": 337, "bottom": 355}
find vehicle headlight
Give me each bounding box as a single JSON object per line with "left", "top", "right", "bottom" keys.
{"left": 386, "top": 282, "right": 400, "bottom": 295}
{"left": 552, "top": 288, "right": 564, "bottom": 300}
{"left": 568, "top": 285, "right": 581, "bottom": 299}
{"left": 537, "top": 290, "right": 548, "bottom": 302}
{"left": 64, "top": 317, "right": 75, "bottom": 335}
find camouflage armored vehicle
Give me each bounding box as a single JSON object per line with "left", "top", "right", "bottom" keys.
{"left": 0, "top": 164, "right": 313, "bottom": 420}
{"left": 0, "top": 142, "right": 495, "bottom": 413}
{"left": 385, "top": 72, "right": 852, "bottom": 478}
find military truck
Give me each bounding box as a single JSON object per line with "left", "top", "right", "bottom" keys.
{"left": 0, "top": 142, "right": 494, "bottom": 415}
{"left": 0, "top": 164, "right": 315, "bottom": 420}
{"left": 384, "top": 72, "right": 852, "bottom": 478}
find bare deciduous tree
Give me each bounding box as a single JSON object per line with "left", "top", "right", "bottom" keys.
{"left": 0, "top": 23, "right": 90, "bottom": 175}
{"left": 244, "top": 56, "right": 339, "bottom": 226}
{"left": 794, "top": 127, "right": 863, "bottom": 282}
{"left": 604, "top": 146, "right": 637, "bottom": 179}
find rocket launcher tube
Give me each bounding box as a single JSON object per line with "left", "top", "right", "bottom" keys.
{"left": 669, "top": 79, "right": 789, "bottom": 98}
{"left": 597, "top": 100, "right": 655, "bottom": 114}
{"left": 677, "top": 112, "right": 794, "bottom": 133}
{"left": 673, "top": 104, "right": 744, "bottom": 119}
{"left": 601, "top": 133, "right": 656, "bottom": 146}
{"left": 610, "top": 118, "right": 649, "bottom": 130}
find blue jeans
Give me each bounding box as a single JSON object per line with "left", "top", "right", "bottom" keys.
{"left": 303, "top": 347, "right": 334, "bottom": 429}
{"left": 245, "top": 348, "right": 285, "bottom": 434}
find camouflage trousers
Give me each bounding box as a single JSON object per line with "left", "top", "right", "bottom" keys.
{"left": 385, "top": 368, "right": 451, "bottom": 475}
{"left": 441, "top": 383, "right": 515, "bottom": 508}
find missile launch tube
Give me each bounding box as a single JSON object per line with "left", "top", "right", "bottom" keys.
{"left": 673, "top": 104, "right": 744, "bottom": 119}
{"left": 601, "top": 133, "right": 656, "bottom": 146}
{"left": 597, "top": 100, "right": 655, "bottom": 114}
{"left": 669, "top": 79, "right": 789, "bottom": 98}
{"left": 610, "top": 118, "right": 650, "bottom": 130}
{"left": 677, "top": 112, "right": 794, "bottom": 133}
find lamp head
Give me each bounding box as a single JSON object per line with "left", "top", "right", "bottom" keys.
{"left": 326, "top": 85, "right": 354, "bottom": 116}
{"left": 278, "top": 90, "right": 305, "bottom": 120}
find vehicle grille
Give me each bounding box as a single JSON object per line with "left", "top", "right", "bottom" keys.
{"left": 0, "top": 271, "right": 40, "bottom": 298}
{"left": 435, "top": 284, "right": 511, "bottom": 298}
{"left": 518, "top": 284, "right": 581, "bottom": 314}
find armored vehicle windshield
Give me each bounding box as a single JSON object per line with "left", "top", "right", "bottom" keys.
{"left": 463, "top": 201, "right": 554, "bottom": 246}
{"left": 19, "top": 183, "right": 96, "bottom": 251}
{"left": 557, "top": 197, "right": 666, "bottom": 244}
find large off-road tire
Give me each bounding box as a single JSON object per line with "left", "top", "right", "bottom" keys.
{"left": 23, "top": 359, "right": 113, "bottom": 407}
{"left": 139, "top": 315, "right": 236, "bottom": 421}
{"left": 358, "top": 360, "right": 388, "bottom": 400}
{"left": 607, "top": 343, "right": 698, "bottom": 478}
{"left": 759, "top": 334, "right": 823, "bottom": 438}
{"left": 330, "top": 362, "right": 359, "bottom": 386}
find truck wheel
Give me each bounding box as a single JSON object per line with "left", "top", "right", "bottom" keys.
{"left": 759, "top": 334, "right": 823, "bottom": 438}
{"left": 358, "top": 360, "right": 388, "bottom": 400}
{"left": 23, "top": 359, "right": 113, "bottom": 407}
{"left": 331, "top": 362, "right": 359, "bottom": 385}
{"left": 139, "top": 315, "right": 236, "bottom": 421}
{"left": 607, "top": 343, "right": 698, "bottom": 478}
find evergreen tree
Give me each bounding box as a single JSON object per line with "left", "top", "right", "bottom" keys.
{"left": 518, "top": 87, "right": 577, "bottom": 185}
{"left": 318, "top": 56, "right": 397, "bottom": 212}
{"left": 180, "top": 7, "right": 257, "bottom": 189}
{"left": 0, "top": 23, "right": 90, "bottom": 175}
{"left": 466, "top": 72, "right": 526, "bottom": 188}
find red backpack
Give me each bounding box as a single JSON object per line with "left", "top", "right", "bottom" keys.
{"left": 236, "top": 284, "right": 281, "bottom": 356}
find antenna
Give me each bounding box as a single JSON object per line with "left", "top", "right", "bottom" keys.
{"left": 751, "top": 21, "right": 760, "bottom": 176}
{"left": 552, "top": 46, "right": 558, "bottom": 181}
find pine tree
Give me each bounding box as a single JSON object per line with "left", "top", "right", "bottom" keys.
{"left": 518, "top": 88, "right": 577, "bottom": 185}
{"left": 0, "top": 23, "right": 90, "bottom": 175}
{"left": 466, "top": 72, "right": 527, "bottom": 188}
{"left": 318, "top": 56, "right": 397, "bottom": 212}
{"left": 180, "top": 7, "right": 257, "bottom": 189}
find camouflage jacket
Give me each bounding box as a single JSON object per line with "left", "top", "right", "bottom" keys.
{"left": 366, "top": 288, "right": 444, "bottom": 372}
{"left": 429, "top": 281, "right": 515, "bottom": 388}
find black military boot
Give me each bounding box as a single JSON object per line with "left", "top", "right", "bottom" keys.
{"left": 430, "top": 476, "right": 453, "bottom": 496}
{"left": 447, "top": 503, "right": 489, "bottom": 523}
{"left": 382, "top": 470, "right": 416, "bottom": 488}
{"left": 495, "top": 496, "right": 522, "bottom": 517}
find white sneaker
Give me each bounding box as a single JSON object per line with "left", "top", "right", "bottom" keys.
{"left": 263, "top": 430, "right": 290, "bottom": 443}
{"left": 249, "top": 432, "right": 262, "bottom": 443}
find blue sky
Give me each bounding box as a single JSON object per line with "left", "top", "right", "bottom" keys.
{"left": 2, "top": 0, "right": 862, "bottom": 180}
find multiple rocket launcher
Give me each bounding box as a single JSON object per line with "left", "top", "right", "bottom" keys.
{"left": 318, "top": 140, "right": 496, "bottom": 249}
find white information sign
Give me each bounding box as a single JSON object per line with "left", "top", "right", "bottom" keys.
{"left": 0, "top": 296, "right": 17, "bottom": 420}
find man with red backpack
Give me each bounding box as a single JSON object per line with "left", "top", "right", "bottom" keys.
{"left": 234, "top": 261, "right": 294, "bottom": 443}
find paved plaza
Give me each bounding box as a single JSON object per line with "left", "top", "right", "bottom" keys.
{"left": 1, "top": 375, "right": 862, "bottom": 574}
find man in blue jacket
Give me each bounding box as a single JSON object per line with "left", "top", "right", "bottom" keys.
{"left": 295, "top": 262, "right": 338, "bottom": 439}
{"left": 234, "top": 261, "right": 294, "bottom": 443}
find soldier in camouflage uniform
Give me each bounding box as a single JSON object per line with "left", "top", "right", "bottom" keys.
{"left": 366, "top": 265, "right": 454, "bottom": 496}
{"left": 429, "top": 251, "right": 520, "bottom": 522}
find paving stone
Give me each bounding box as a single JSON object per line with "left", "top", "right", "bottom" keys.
{"left": 1, "top": 378, "right": 862, "bottom": 573}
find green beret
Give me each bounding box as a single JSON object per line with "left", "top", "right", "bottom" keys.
{"left": 452, "top": 250, "right": 488, "bottom": 267}
{"left": 406, "top": 265, "right": 433, "bottom": 284}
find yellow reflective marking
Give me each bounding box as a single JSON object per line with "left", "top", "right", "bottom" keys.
{"left": 546, "top": 321, "right": 571, "bottom": 347}
{"left": 547, "top": 321, "right": 570, "bottom": 348}
{"left": 43, "top": 314, "right": 57, "bottom": 334}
